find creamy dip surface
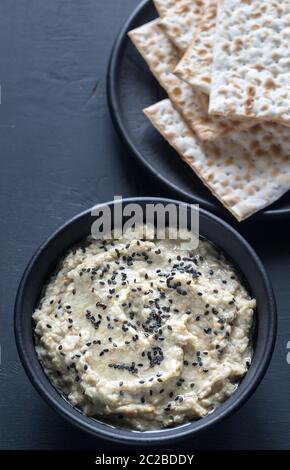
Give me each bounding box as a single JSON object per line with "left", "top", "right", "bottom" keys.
{"left": 33, "top": 226, "right": 256, "bottom": 430}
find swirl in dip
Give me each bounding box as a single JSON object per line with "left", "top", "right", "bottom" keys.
{"left": 33, "top": 225, "right": 256, "bottom": 430}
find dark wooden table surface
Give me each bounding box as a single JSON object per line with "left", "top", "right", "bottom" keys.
{"left": 0, "top": 0, "right": 290, "bottom": 450}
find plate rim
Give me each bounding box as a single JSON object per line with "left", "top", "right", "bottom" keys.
{"left": 107, "top": 0, "right": 290, "bottom": 222}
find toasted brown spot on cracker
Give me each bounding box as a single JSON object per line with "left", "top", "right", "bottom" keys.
{"left": 233, "top": 38, "right": 243, "bottom": 52}
{"left": 270, "top": 144, "right": 283, "bottom": 156}
{"left": 264, "top": 77, "right": 276, "bottom": 90}
{"left": 221, "top": 42, "right": 230, "bottom": 53}
{"left": 245, "top": 86, "right": 256, "bottom": 115}
{"left": 172, "top": 87, "right": 181, "bottom": 97}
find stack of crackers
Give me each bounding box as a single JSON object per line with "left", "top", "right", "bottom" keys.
{"left": 129, "top": 0, "right": 290, "bottom": 221}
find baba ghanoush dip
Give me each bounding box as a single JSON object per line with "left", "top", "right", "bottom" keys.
{"left": 33, "top": 225, "right": 256, "bottom": 430}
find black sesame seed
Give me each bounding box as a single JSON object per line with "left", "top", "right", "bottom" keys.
{"left": 204, "top": 328, "right": 212, "bottom": 334}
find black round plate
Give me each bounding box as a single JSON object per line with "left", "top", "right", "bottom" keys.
{"left": 107, "top": 0, "right": 290, "bottom": 222}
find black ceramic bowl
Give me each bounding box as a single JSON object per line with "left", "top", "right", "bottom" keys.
{"left": 14, "top": 198, "right": 276, "bottom": 445}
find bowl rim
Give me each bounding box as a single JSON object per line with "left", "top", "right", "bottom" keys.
{"left": 14, "top": 197, "right": 277, "bottom": 445}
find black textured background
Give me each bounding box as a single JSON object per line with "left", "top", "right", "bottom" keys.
{"left": 0, "top": 0, "right": 290, "bottom": 450}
